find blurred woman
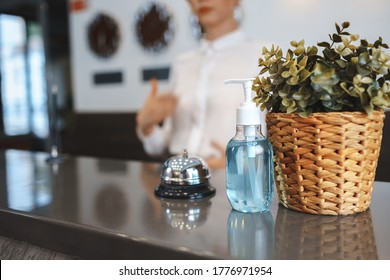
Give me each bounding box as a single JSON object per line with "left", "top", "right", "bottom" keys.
{"left": 136, "top": 0, "right": 267, "bottom": 168}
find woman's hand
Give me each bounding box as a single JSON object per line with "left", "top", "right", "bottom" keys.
{"left": 206, "top": 141, "right": 226, "bottom": 169}
{"left": 136, "top": 79, "right": 177, "bottom": 136}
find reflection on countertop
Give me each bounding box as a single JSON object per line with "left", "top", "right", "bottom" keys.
{"left": 275, "top": 206, "right": 378, "bottom": 260}
{"left": 228, "top": 210, "right": 274, "bottom": 260}
{"left": 0, "top": 149, "right": 389, "bottom": 259}
{"left": 160, "top": 198, "right": 212, "bottom": 231}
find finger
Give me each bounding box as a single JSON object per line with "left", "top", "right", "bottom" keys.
{"left": 149, "top": 78, "right": 159, "bottom": 98}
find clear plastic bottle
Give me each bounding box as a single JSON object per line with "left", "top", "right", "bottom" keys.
{"left": 226, "top": 124, "right": 274, "bottom": 213}
{"left": 224, "top": 78, "right": 274, "bottom": 213}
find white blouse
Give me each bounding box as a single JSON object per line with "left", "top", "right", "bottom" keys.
{"left": 138, "top": 29, "right": 268, "bottom": 159}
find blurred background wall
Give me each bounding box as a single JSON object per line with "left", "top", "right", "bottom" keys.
{"left": 69, "top": 0, "right": 390, "bottom": 112}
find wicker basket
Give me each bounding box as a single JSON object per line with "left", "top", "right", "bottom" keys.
{"left": 267, "top": 110, "right": 385, "bottom": 215}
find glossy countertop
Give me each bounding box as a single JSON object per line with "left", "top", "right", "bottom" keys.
{"left": 0, "top": 149, "right": 389, "bottom": 259}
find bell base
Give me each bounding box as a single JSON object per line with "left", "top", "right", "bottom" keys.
{"left": 155, "top": 182, "right": 216, "bottom": 200}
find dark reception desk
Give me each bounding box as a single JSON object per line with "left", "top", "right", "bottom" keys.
{"left": 0, "top": 149, "right": 389, "bottom": 260}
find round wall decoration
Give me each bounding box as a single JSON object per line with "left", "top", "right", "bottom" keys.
{"left": 87, "top": 13, "right": 120, "bottom": 58}
{"left": 134, "top": 2, "right": 174, "bottom": 54}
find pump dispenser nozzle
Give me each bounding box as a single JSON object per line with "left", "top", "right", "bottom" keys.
{"left": 224, "top": 78, "right": 254, "bottom": 107}
{"left": 224, "top": 78, "right": 261, "bottom": 127}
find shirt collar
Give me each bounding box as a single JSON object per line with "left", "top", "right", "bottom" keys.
{"left": 200, "top": 28, "right": 247, "bottom": 54}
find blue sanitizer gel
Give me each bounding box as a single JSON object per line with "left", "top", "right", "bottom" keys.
{"left": 226, "top": 125, "right": 274, "bottom": 213}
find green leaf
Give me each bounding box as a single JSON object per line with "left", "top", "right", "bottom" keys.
{"left": 328, "top": 87, "right": 343, "bottom": 96}
{"left": 292, "top": 92, "right": 305, "bottom": 101}
{"left": 367, "top": 85, "right": 377, "bottom": 97}
{"left": 345, "top": 87, "right": 361, "bottom": 98}
{"left": 298, "top": 108, "right": 312, "bottom": 117}
{"left": 335, "top": 59, "right": 347, "bottom": 68}
{"left": 272, "top": 76, "right": 285, "bottom": 85}
{"left": 339, "top": 98, "right": 354, "bottom": 107}
{"left": 335, "top": 23, "right": 341, "bottom": 34}
{"left": 259, "top": 67, "right": 268, "bottom": 75}
{"left": 340, "top": 82, "right": 349, "bottom": 92}
{"left": 298, "top": 55, "right": 308, "bottom": 67}
{"left": 357, "top": 46, "right": 368, "bottom": 56}
{"left": 384, "top": 69, "right": 390, "bottom": 81}
{"left": 358, "top": 52, "right": 370, "bottom": 65}
{"left": 281, "top": 71, "right": 291, "bottom": 78}
{"left": 342, "top": 54, "right": 353, "bottom": 62}
{"left": 317, "top": 41, "right": 331, "bottom": 48}
{"left": 264, "top": 83, "right": 273, "bottom": 92}
{"left": 332, "top": 34, "right": 342, "bottom": 43}
{"left": 321, "top": 100, "right": 332, "bottom": 108}
{"left": 300, "top": 69, "right": 312, "bottom": 82}
{"left": 321, "top": 100, "right": 343, "bottom": 110}
{"left": 346, "top": 63, "right": 357, "bottom": 77}
{"left": 287, "top": 76, "right": 299, "bottom": 85}
{"left": 378, "top": 77, "right": 385, "bottom": 86}
{"left": 307, "top": 46, "right": 318, "bottom": 56}
{"left": 282, "top": 98, "right": 292, "bottom": 106}
{"left": 308, "top": 95, "right": 320, "bottom": 106}
{"left": 297, "top": 100, "right": 309, "bottom": 108}
{"left": 332, "top": 103, "right": 343, "bottom": 110}
{"left": 357, "top": 64, "right": 371, "bottom": 76}
{"left": 374, "top": 39, "right": 382, "bottom": 48}
{"left": 298, "top": 87, "right": 312, "bottom": 99}
{"left": 323, "top": 48, "right": 340, "bottom": 61}
{"left": 286, "top": 105, "right": 297, "bottom": 114}
{"left": 320, "top": 93, "right": 332, "bottom": 101}
{"left": 361, "top": 94, "right": 373, "bottom": 115}
{"left": 282, "top": 84, "right": 291, "bottom": 94}
{"left": 279, "top": 90, "right": 288, "bottom": 98}
{"left": 361, "top": 39, "right": 369, "bottom": 47}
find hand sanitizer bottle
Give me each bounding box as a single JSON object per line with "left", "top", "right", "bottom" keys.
{"left": 224, "top": 79, "right": 274, "bottom": 213}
